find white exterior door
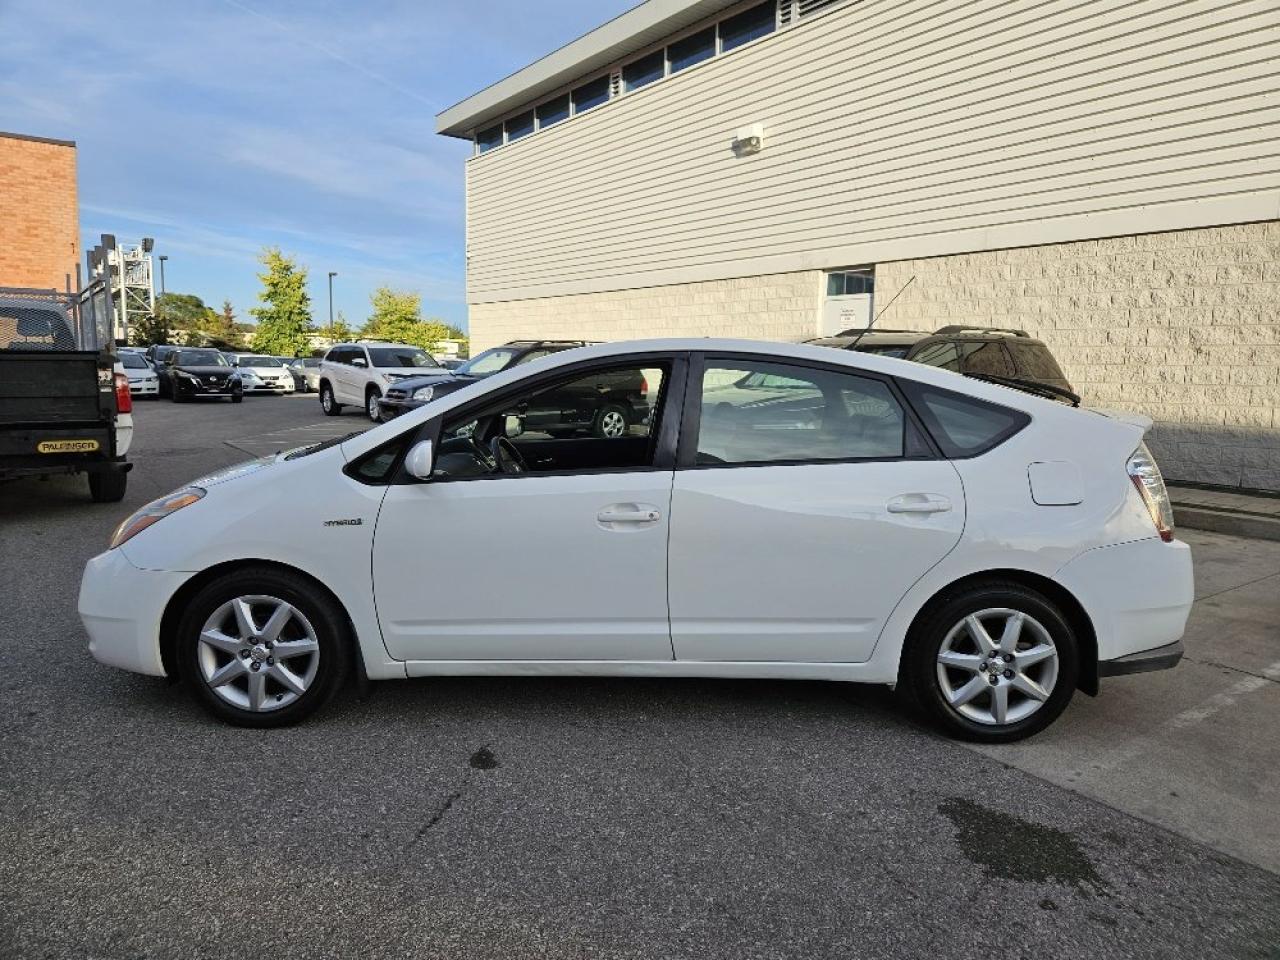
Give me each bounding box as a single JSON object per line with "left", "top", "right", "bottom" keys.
{"left": 668, "top": 460, "right": 964, "bottom": 662}
{"left": 667, "top": 357, "right": 965, "bottom": 663}
{"left": 372, "top": 472, "right": 675, "bottom": 662}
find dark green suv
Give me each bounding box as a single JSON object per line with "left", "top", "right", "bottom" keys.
{"left": 809, "top": 325, "right": 1074, "bottom": 395}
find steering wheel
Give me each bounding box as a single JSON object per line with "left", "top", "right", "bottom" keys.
{"left": 489, "top": 435, "right": 528, "bottom": 474}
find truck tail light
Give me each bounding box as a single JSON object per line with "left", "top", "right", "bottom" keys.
{"left": 114, "top": 372, "right": 133, "bottom": 414}
{"left": 640, "top": 375, "right": 649, "bottom": 395}
{"left": 1127, "top": 442, "right": 1174, "bottom": 542}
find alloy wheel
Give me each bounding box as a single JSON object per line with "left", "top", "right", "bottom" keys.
{"left": 599, "top": 409, "right": 626, "bottom": 438}
{"left": 935, "top": 608, "right": 1059, "bottom": 726}
{"left": 197, "top": 595, "right": 321, "bottom": 713}
{"left": 367, "top": 393, "right": 381, "bottom": 421}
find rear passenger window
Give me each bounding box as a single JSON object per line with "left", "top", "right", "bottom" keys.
{"left": 1007, "top": 342, "right": 1068, "bottom": 383}
{"left": 957, "top": 342, "right": 1014, "bottom": 377}
{"left": 695, "top": 361, "right": 910, "bottom": 465}
{"left": 900, "top": 381, "right": 1029, "bottom": 458}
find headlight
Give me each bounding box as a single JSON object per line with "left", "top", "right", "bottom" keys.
{"left": 177, "top": 371, "right": 200, "bottom": 382}
{"left": 412, "top": 386, "right": 434, "bottom": 402}
{"left": 109, "top": 487, "right": 205, "bottom": 549}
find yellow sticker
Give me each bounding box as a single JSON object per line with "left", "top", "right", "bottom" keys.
{"left": 36, "top": 439, "right": 100, "bottom": 454}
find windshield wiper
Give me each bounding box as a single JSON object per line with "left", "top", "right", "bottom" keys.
{"left": 283, "top": 431, "right": 362, "bottom": 460}
{"left": 963, "top": 373, "right": 1081, "bottom": 407}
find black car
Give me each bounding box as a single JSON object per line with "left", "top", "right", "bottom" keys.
{"left": 379, "top": 340, "right": 651, "bottom": 438}
{"left": 163, "top": 348, "right": 244, "bottom": 403}
{"left": 809, "top": 325, "right": 1075, "bottom": 395}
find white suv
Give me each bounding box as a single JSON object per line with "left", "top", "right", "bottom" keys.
{"left": 317, "top": 342, "right": 447, "bottom": 421}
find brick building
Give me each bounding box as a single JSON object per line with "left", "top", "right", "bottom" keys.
{"left": 437, "top": 0, "right": 1280, "bottom": 491}
{"left": 0, "top": 131, "right": 80, "bottom": 292}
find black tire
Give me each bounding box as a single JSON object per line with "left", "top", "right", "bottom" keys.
{"left": 591, "top": 402, "right": 629, "bottom": 439}
{"left": 88, "top": 469, "right": 127, "bottom": 503}
{"left": 366, "top": 387, "right": 382, "bottom": 423}
{"left": 171, "top": 389, "right": 186, "bottom": 403}
{"left": 231, "top": 393, "right": 243, "bottom": 403}
{"left": 177, "top": 567, "right": 350, "bottom": 728}
{"left": 901, "top": 580, "right": 1078, "bottom": 743}
{"left": 320, "top": 382, "right": 342, "bottom": 416}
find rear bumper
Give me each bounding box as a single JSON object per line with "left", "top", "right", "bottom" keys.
{"left": 1098, "top": 639, "right": 1184, "bottom": 676}
{"left": 1056, "top": 537, "right": 1194, "bottom": 664}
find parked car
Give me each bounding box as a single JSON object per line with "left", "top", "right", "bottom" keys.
{"left": 230, "top": 354, "right": 296, "bottom": 394}
{"left": 80, "top": 337, "right": 1191, "bottom": 739}
{"left": 437, "top": 358, "right": 466, "bottom": 371}
{"left": 119, "top": 351, "right": 159, "bottom": 398}
{"left": 0, "top": 292, "right": 133, "bottom": 502}
{"left": 317, "top": 341, "right": 449, "bottom": 422}
{"left": 163, "top": 348, "right": 244, "bottom": 403}
{"left": 144, "top": 343, "right": 178, "bottom": 377}
{"left": 378, "top": 340, "right": 593, "bottom": 421}
{"left": 809, "top": 326, "right": 1075, "bottom": 395}
{"left": 286, "top": 357, "right": 321, "bottom": 392}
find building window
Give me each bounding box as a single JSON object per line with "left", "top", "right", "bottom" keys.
{"left": 536, "top": 95, "right": 570, "bottom": 129}
{"left": 505, "top": 110, "right": 535, "bottom": 142}
{"left": 623, "top": 49, "right": 665, "bottom": 92}
{"left": 827, "top": 271, "right": 875, "bottom": 296}
{"left": 719, "top": 0, "right": 776, "bottom": 52}
{"left": 476, "top": 124, "right": 503, "bottom": 153}
{"left": 572, "top": 75, "right": 610, "bottom": 113}
{"left": 668, "top": 25, "right": 716, "bottom": 72}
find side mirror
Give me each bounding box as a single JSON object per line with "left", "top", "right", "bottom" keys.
{"left": 404, "top": 439, "right": 435, "bottom": 480}
{"left": 351, "top": 357, "right": 368, "bottom": 368}
{"left": 503, "top": 414, "right": 525, "bottom": 439}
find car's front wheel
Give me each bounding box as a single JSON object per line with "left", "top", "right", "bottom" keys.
{"left": 366, "top": 388, "right": 382, "bottom": 423}
{"left": 901, "top": 581, "right": 1078, "bottom": 743}
{"left": 319, "top": 382, "right": 342, "bottom": 416}
{"left": 177, "top": 568, "right": 349, "bottom": 727}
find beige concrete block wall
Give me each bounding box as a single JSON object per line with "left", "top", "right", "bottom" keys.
{"left": 875, "top": 222, "right": 1280, "bottom": 492}
{"left": 469, "top": 271, "right": 824, "bottom": 353}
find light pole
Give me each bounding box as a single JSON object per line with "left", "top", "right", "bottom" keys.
{"left": 327, "top": 271, "right": 337, "bottom": 340}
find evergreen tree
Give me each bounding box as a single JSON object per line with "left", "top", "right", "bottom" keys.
{"left": 249, "top": 248, "right": 312, "bottom": 356}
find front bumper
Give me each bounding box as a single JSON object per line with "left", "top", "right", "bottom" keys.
{"left": 244, "top": 380, "right": 295, "bottom": 393}
{"left": 378, "top": 396, "right": 426, "bottom": 419}
{"left": 174, "top": 378, "right": 242, "bottom": 397}
{"left": 129, "top": 380, "right": 159, "bottom": 396}
{"left": 79, "top": 548, "right": 193, "bottom": 677}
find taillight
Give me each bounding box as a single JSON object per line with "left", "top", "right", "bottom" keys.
{"left": 114, "top": 372, "right": 133, "bottom": 414}
{"left": 1127, "top": 442, "right": 1174, "bottom": 542}
{"left": 640, "top": 375, "right": 649, "bottom": 395}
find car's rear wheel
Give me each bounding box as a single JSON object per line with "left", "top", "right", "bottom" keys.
{"left": 902, "top": 581, "right": 1078, "bottom": 743}
{"left": 88, "top": 469, "right": 127, "bottom": 503}
{"left": 592, "top": 403, "right": 629, "bottom": 439}
{"left": 177, "top": 568, "right": 349, "bottom": 727}
{"left": 320, "top": 383, "right": 342, "bottom": 416}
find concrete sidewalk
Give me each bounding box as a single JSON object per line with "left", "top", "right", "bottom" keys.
{"left": 1170, "top": 483, "right": 1280, "bottom": 541}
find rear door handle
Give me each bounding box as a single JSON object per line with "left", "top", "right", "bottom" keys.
{"left": 887, "top": 494, "right": 952, "bottom": 515}
{"left": 597, "top": 509, "right": 660, "bottom": 523}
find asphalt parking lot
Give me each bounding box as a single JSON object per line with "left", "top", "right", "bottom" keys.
{"left": 2, "top": 394, "right": 1278, "bottom": 959}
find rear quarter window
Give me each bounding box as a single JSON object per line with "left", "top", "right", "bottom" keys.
{"left": 899, "top": 380, "right": 1030, "bottom": 458}
{"left": 1007, "top": 341, "right": 1068, "bottom": 383}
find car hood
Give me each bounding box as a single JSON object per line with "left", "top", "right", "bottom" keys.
{"left": 380, "top": 366, "right": 452, "bottom": 379}
{"left": 175, "top": 365, "right": 235, "bottom": 376}
{"left": 388, "top": 373, "right": 476, "bottom": 393}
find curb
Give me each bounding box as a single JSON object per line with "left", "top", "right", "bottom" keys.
{"left": 1173, "top": 505, "right": 1280, "bottom": 542}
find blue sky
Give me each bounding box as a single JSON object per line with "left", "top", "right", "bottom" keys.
{"left": 0, "top": 0, "right": 635, "bottom": 330}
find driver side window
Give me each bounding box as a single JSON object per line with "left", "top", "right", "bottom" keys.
{"left": 434, "top": 361, "right": 670, "bottom": 479}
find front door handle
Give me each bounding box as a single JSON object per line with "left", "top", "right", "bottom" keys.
{"left": 887, "top": 494, "right": 952, "bottom": 515}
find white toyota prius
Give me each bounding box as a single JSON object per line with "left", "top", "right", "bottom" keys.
{"left": 79, "top": 339, "right": 1193, "bottom": 740}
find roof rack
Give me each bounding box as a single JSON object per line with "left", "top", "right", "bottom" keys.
{"left": 933, "top": 325, "right": 1030, "bottom": 337}
{"left": 833, "top": 327, "right": 926, "bottom": 338}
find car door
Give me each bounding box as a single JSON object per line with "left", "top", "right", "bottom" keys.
{"left": 667, "top": 355, "right": 965, "bottom": 663}
{"left": 371, "top": 354, "right": 683, "bottom": 663}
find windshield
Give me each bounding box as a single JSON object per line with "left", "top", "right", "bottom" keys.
{"left": 239, "top": 355, "right": 284, "bottom": 367}
{"left": 176, "top": 349, "right": 229, "bottom": 366}
{"left": 456, "top": 347, "right": 520, "bottom": 377}
{"left": 121, "top": 353, "right": 149, "bottom": 369}
{"left": 367, "top": 346, "right": 439, "bottom": 369}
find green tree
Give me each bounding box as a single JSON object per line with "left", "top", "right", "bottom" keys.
{"left": 249, "top": 248, "right": 312, "bottom": 356}
{"left": 360, "top": 287, "right": 449, "bottom": 351}
{"left": 131, "top": 310, "right": 170, "bottom": 347}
